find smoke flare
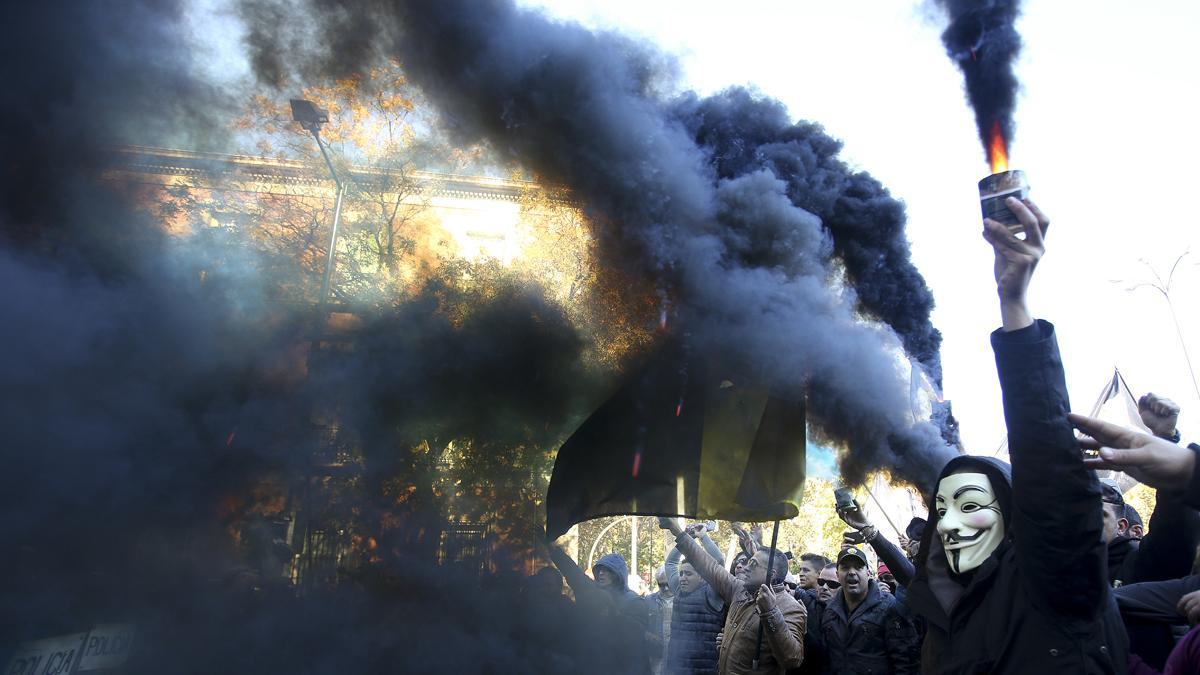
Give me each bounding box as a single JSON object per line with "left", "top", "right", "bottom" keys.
{"left": 934, "top": 0, "right": 1024, "bottom": 165}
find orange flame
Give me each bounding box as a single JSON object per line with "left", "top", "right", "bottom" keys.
{"left": 988, "top": 121, "right": 1008, "bottom": 174}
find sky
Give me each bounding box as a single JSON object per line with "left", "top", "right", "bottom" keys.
{"left": 519, "top": 0, "right": 1200, "bottom": 454}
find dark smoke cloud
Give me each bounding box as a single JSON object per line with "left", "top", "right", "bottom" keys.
{"left": 1, "top": 0, "right": 955, "bottom": 669}
{"left": 0, "top": 1, "right": 628, "bottom": 672}
{"left": 240, "top": 0, "right": 953, "bottom": 485}
{"left": 933, "top": 0, "right": 1024, "bottom": 158}
{"left": 668, "top": 90, "right": 943, "bottom": 383}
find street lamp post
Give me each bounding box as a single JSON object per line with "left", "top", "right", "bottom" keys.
{"left": 290, "top": 99, "right": 345, "bottom": 316}
{"left": 290, "top": 99, "right": 345, "bottom": 593}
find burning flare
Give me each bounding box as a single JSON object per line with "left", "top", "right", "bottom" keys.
{"left": 988, "top": 121, "right": 1008, "bottom": 173}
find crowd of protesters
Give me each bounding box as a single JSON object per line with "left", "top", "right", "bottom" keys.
{"left": 532, "top": 197, "right": 1200, "bottom": 673}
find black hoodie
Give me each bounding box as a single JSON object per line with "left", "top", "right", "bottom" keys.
{"left": 905, "top": 321, "right": 1128, "bottom": 674}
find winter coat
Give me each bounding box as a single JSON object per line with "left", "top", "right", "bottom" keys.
{"left": 673, "top": 532, "right": 806, "bottom": 674}
{"left": 1108, "top": 488, "right": 1200, "bottom": 587}
{"left": 905, "top": 321, "right": 1129, "bottom": 675}
{"left": 648, "top": 590, "right": 674, "bottom": 671}
{"left": 789, "top": 589, "right": 826, "bottom": 675}
{"left": 551, "top": 548, "right": 652, "bottom": 675}
{"left": 664, "top": 532, "right": 726, "bottom": 674}
{"left": 819, "top": 579, "right": 919, "bottom": 675}
{"left": 1116, "top": 574, "right": 1199, "bottom": 671}
{"left": 667, "top": 583, "right": 724, "bottom": 675}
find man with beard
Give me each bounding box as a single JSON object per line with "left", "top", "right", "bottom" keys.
{"left": 902, "top": 197, "right": 1128, "bottom": 673}
{"left": 663, "top": 523, "right": 727, "bottom": 675}
{"left": 817, "top": 547, "right": 918, "bottom": 674}
{"left": 662, "top": 518, "right": 805, "bottom": 674}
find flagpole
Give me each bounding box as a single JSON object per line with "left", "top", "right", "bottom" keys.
{"left": 864, "top": 484, "right": 902, "bottom": 540}
{"left": 752, "top": 519, "right": 781, "bottom": 670}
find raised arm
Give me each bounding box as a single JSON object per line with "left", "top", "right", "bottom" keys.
{"left": 548, "top": 545, "right": 613, "bottom": 614}
{"left": 868, "top": 532, "right": 916, "bottom": 588}
{"left": 660, "top": 518, "right": 740, "bottom": 603}
{"left": 665, "top": 541, "right": 682, "bottom": 595}
{"left": 699, "top": 530, "right": 725, "bottom": 564}
{"left": 838, "top": 505, "right": 916, "bottom": 587}
{"left": 985, "top": 199, "right": 1107, "bottom": 618}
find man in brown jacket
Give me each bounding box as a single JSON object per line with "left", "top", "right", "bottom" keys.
{"left": 661, "top": 518, "right": 806, "bottom": 674}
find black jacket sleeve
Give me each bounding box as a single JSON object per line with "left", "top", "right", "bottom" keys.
{"left": 1126, "top": 489, "right": 1200, "bottom": 584}
{"left": 883, "top": 601, "right": 921, "bottom": 675}
{"left": 1115, "top": 574, "right": 1200, "bottom": 623}
{"left": 867, "top": 533, "right": 916, "bottom": 587}
{"left": 992, "top": 320, "right": 1108, "bottom": 620}
{"left": 1181, "top": 443, "right": 1200, "bottom": 510}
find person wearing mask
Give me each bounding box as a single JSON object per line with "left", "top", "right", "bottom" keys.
{"left": 902, "top": 197, "right": 1128, "bottom": 672}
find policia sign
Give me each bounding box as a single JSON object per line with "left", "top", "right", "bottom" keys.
{"left": 5, "top": 625, "right": 134, "bottom": 675}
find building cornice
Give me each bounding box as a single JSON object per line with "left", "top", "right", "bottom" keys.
{"left": 108, "top": 145, "right": 558, "bottom": 204}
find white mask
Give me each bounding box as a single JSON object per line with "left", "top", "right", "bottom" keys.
{"left": 935, "top": 472, "right": 1005, "bottom": 574}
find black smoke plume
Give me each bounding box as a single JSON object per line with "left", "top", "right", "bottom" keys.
{"left": 934, "top": 0, "right": 1024, "bottom": 161}
{"left": 241, "top": 0, "right": 953, "bottom": 484}
{"left": 1, "top": 0, "right": 955, "bottom": 671}
{"left": 0, "top": 2, "right": 625, "bottom": 672}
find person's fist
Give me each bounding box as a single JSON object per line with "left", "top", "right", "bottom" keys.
{"left": 685, "top": 523, "right": 707, "bottom": 538}
{"left": 1179, "top": 590, "right": 1200, "bottom": 626}
{"left": 1139, "top": 393, "right": 1181, "bottom": 440}
{"left": 879, "top": 581, "right": 893, "bottom": 595}
{"left": 658, "top": 517, "right": 684, "bottom": 536}
{"left": 715, "top": 631, "right": 724, "bottom": 652}
{"left": 756, "top": 584, "right": 777, "bottom": 613}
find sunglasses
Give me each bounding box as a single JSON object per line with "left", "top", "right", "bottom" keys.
{"left": 817, "top": 578, "right": 841, "bottom": 589}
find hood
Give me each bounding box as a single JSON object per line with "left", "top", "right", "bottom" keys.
{"left": 593, "top": 552, "right": 629, "bottom": 588}
{"left": 915, "top": 455, "right": 1014, "bottom": 614}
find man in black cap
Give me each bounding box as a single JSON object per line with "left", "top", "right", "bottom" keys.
{"left": 817, "top": 547, "right": 918, "bottom": 675}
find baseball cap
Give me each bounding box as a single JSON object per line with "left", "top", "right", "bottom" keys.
{"left": 838, "top": 546, "right": 869, "bottom": 567}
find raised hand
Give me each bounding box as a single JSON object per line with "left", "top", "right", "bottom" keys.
{"left": 982, "top": 197, "right": 1049, "bottom": 331}
{"left": 1070, "top": 412, "right": 1195, "bottom": 491}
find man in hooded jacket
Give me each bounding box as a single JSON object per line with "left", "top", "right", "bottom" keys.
{"left": 550, "top": 547, "right": 652, "bottom": 675}
{"left": 902, "top": 197, "right": 1128, "bottom": 674}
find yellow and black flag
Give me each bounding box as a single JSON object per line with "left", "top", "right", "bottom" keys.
{"left": 545, "top": 341, "right": 806, "bottom": 539}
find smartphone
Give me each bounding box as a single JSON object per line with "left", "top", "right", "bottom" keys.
{"left": 834, "top": 487, "right": 857, "bottom": 512}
